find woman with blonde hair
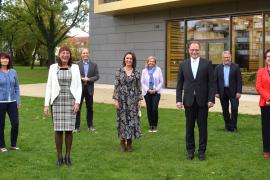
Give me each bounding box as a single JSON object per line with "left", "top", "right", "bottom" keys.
{"left": 141, "top": 56, "right": 163, "bottom": 132}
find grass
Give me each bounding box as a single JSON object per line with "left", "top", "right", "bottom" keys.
{"left": 14, "top": 66, "right": 48, "bottom": 84}
{"left": 0, "top": 96, "right": 269, "bottom": 179}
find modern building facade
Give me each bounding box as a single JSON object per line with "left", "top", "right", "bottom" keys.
{"left": 90, "top": 0, "right": 270, "bottom": 92}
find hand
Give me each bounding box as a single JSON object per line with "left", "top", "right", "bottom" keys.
{"left": 72, "top": 103, "right": 80, "bottom": 113}
{"left": 114, "top": 100, "right": 119, "bottom": 109}
{"left": 208, "top": 102, "right": 214, "bottom": 108}
{"left": 44, "top": 106, "right": 49, "bottom": 116}
{"left": 138, "top": 100, "right": 142, "bottom": 108}
{"left": 236, "top": 93, "right": 241, "bottom": 99}
{"left": 266, "top": 100, "right": 270, "bottom": 105}
{"left": 17, "top": 104, "right": 21, "bottom": 109}
{"left": 215, "top": 94, "right": 220, "bottom": 98}
{"left": 176, "top": 102, "right": 183, "bottom": 109}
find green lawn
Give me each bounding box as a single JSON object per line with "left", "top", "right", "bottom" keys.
{"left": 14, "top": 66, "right": 48, "bottom": 84}
{"left": 0, "top": 97, "right": 269, "bottom": 179}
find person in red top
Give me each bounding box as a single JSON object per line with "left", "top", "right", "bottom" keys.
{"left": 256, "top": 49, "right": 270, "bottom": 159}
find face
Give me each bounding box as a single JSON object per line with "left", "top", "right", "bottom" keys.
{"left": 147, "top": 58, "right": 156, "bottom": 68}
{"left": 81, "top": 49, "right": 89, "bottom": 61}
{"left": 124, "top": 54, "right": 133, "bottom": 67}
{"left": 223, "top": 53, "right": 231, "bottom": 65}
{"left": 266, "top": 52, "right": 270, "bottom": 67}
{"left": 189, "top": 43, "right": 200, "bottom": 59}
{"left": 59, "top": 50, "right": 70, "bottom": 64}
{"left": 0, "top": 56, "right": 9, "bottom": 67}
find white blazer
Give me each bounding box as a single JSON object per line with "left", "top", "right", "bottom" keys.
{"left": 141, "top": 66, "right": 164, "bottom": 96}
{"left": 44, "top": 63, "right": 82, "bottom": 106}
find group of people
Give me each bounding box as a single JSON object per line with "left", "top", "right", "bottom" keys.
{"left": 0, "top": 42, "right": 269, "bottom": 166}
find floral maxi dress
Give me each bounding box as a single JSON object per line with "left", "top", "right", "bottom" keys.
{"left": 113, "top": 68, "right": 142, "bottom": 139}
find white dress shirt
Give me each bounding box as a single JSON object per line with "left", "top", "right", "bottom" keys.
{"left": 191, "top": 57, "right": 200, "bottom": 79}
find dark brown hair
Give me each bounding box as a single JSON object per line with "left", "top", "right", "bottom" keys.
{"left": 0, "top": 52, "right": 12, "bottom": 69}
{"left": 188, "top": 41, "right": 200, "bottom": 49}
{"left": 265, "top": 49, "right": 270, "bottom": 59}
{"left": 57, "top": 46, "right": 72, "bottom": 67}
{"left": 122, "top": 51, "right": 136, "bottom": 68}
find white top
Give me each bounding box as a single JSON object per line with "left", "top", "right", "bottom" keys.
{"left": 191, "top": 57, "right": 200, "bottom": 79}
{"left": 44, "top": 63, "right": 82, "bottom": 106}
{"left": 141, "top": 66, "right": 164, "bottom": 96}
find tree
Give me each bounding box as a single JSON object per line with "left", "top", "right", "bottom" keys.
{"left": 3, "top": 0, "right": 89, "bottom": 65}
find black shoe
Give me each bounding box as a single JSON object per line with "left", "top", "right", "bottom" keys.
{"left": 64, "top": 157, "right": 72, "bottom": 167}
{"left": 186, "top": 152, "right": 194, "bottom": 160}
{"left": 198, "top": 153, "right": 205, "bottom": 161}
{"left": 56, "top": 158, "right": 64, "bottom": 167}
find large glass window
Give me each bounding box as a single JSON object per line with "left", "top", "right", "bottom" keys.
{"left": 187, "top": 18, "right": 230, "bottom": 65}
{"left": 166, "top": 21, "right": 185, "bottom": 88}
{"left": 265, "top": 13, "right": 270, "bottom": 52}
{"left": 232, "top": 15, "right": 263, "bottom": 89}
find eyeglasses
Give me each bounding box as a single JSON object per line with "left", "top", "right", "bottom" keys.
{"left": 190, "top": 49, "right": 199, "bottom": 52}
{"left": 266, "top": 56, "right": 270, "bottom": 58}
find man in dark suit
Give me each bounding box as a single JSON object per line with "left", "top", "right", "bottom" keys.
{"left": 214, "top": 51, "right": 242, "bottom": 132}
{"left": 176, "top": 41, "right": 215, "bottom": 160}
{"left": 75, "top": 48, "right": 99, "bottom": 132}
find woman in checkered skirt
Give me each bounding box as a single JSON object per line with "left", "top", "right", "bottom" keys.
{"left": 44, "top": 46, "right": 82, "bottom": 167}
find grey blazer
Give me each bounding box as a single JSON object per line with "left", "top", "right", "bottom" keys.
{"left": 77, "top": 60, "right": 99, "bottom": 95}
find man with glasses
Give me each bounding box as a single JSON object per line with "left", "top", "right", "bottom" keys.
{"left": 176, "top": 41, "right": 215, "bottom": 160}
{"left": 215, "top": 51, "right": 242, "bottom": 132}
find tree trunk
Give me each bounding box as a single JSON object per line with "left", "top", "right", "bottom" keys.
{"left": 30, "top": 44, "right": 39, "bottom": 69}
{"left": 47, "top": 45, "right": 56, "bottom": 66}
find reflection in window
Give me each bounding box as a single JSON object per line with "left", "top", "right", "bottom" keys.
{"left": 232, "top": 15, "right": 263, "bottom": 88}
{"left": 187, "top": 18, "right": 229, "bottom": 40}
{"left": 265, "top": 14, "right": 270, "bottom": 52}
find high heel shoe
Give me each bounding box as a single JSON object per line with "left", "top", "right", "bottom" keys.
{"left": 56, "top": 158, "right": 63, "bottom": 167}
{"left": 64, "top": 157, "right": 72, "bottom": 167}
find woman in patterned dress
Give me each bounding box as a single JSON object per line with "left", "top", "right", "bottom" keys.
{"left": 113, "top": 52, "right": 143, "bottom": 152}
{"left": 44, "top": 46, "right": 82, "bottom": 166}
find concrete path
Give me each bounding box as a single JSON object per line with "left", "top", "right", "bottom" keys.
{"left": 20, "top": 83, "right": 260, "bottom": 115}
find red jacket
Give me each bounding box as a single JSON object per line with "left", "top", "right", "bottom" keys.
{"left": 256, "top": 67, "right": 270, "bottom": 106}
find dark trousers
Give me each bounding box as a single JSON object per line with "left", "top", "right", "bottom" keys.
{"left": 184, "top": 98, "right": 208, "bottom": 154}
{"left": 220, "top": 88, "right": 239, "bottom": 130}
{"left": 144, "top": 93, "right": 160, "bottom": 127}
{"left": 261, "top": 106, "right": 270, "bottom": 152}
{"left": 76, "top": 87, "right": 93, "bottom": 129}
{"left": 0, "top": 102, "right": 19, "bottom": 148}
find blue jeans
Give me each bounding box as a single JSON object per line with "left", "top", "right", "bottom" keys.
{"left": 0, "top": 102, "right": 19, "bottom": 148}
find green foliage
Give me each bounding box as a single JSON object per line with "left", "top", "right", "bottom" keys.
{"left": 1, "top": 0, "right": 89, "bottom": 66}
{"left": 0, "top": 97, "right": 270, "bottom": 179}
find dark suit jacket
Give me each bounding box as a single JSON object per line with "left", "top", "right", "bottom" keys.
{"left": 176, "top": 58, "right": 215, "bottom": 107}
{"left": 214, "top": 63, "right": 242, "bottom": 98}
{"left": 78, "top": 60, "right": 99, "bottom": 95}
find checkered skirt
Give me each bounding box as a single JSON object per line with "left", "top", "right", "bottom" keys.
{"left": 51, "top": 69, "right": 75, "bottom": 131}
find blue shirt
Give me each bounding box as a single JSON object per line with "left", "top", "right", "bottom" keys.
{"left": 223, "top": 64, "right": 230, "bottom": 87}
{"left": 83, "top": 60, "right": 89, "bottom": 77}
{"left": 0, "top": 69, "right": 20, "bottom": 104}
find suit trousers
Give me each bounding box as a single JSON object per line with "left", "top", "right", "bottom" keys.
{"left": 0, "top": 102, "right": 19, "bottom": 148}
{"left": 184, "top": 98, "right": 208, "bottom": 154}
{"left": 76, "top": 86, "right": 93, "bottom": 129}
{"left": 220, "top": 88, "right": 239, "bottom": 130}
{"left": 261, "top": 106, "right": 270, "bottom": 152}
{"left": 144, "top": 93, "right": 160, "bottom": 127}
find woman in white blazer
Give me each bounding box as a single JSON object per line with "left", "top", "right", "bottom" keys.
{"left": 44, "top": 46, "right": 82, "bottom": 167}
{"left": 141, "top": 56, "right": 163, "bottom": 132}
